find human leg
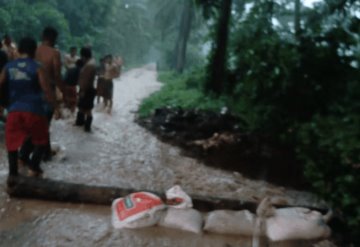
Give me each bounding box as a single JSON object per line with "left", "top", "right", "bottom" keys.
{"left": 68, "top": 86, "right": 77, "bottom": 113}
{"left": 28, "top": 145, "right": 45, "bottom": 177}
{"left": 0, "top": 107, "right": 5, "bottom": 122}
{"left": 78, "top": 88, "right": 95, "bottom": 132}
{"left": 107, "top": 81, "right": 114, "bottom": 113}
{"left": 29, "top": 113, "right": 50, "bottom": 164}
{"left": 18, "top": 136, "right": 34, "bottom": 164}
{"left": 7, "top": 150, "right": 19, "bottom": 186}
{"left": 107, "top": 99, "right": 113, "bottom": 114}
{"left": 75, "top": 110, "right": 85, "bottom": 126}
{"left": 43, "top": 107, "right": 54, "bottom": 161}
{"left": 8, "top": 151, "right": 18, "bottom": 176}
{"left": 84, "top": 110, "right": 93, "bottom": 132}
{"left": 6, "top": 112, "right": 32, "bottom": 176}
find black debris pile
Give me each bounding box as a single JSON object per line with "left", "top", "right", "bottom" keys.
{"left": 137, "top": 107, "right": 307, "bottom": 189}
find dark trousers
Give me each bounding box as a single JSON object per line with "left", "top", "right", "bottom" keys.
{"left": 9, "top": 144, "right": 45, "bottom": 176}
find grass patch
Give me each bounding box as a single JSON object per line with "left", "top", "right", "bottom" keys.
{"left": 138, "top": 70, "right": 228, "bottom": 118}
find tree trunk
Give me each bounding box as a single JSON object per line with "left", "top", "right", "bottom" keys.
{"left": 206, "top": 0, "right": 232, "bottom": 94}
{"left": 173, "top": 0, "right": 194, "bottom": 73}
{"left": 294, "top": 0, "right": 301, "bottom": 39}
{"left": 6, "top": 176, "right": 329, "bottom": 213}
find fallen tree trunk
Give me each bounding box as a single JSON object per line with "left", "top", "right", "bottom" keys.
{"left": 6, "top": 176, "right": 328, "bottom": 213}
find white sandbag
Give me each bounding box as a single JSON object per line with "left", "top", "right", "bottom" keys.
{"left": 158, "top": 208, "right": 203, "bottom": 234}
{"left": 266, "top": 207, "right": 331, "bottom": 241}
{"left": 112, "top": 192, "right": 166, "bottom": 229}
{"left": 124, "top": 210, "right": 164, "bottom": 229}
{"left": 165, "top": 185, "right": 193, "bottom": 209}
{"left": 204, "top": 210, "right": 256, "bottom": 236}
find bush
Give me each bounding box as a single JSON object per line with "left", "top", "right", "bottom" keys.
{"left": 138, "top": 70, "right": 228, "bottom": 118}
{"left": 296, "top": 114, "right": 360, "bottom": 245}
{"left": 138, "top": 3, "right": 360, "bottom": 244}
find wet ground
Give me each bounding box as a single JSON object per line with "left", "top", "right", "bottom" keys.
{"left": 0, "top": 65, "right": 332, "bottom": 246}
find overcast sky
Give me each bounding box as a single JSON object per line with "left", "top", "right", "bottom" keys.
{"left": 303, "top": 0, "right": 322, "bottom": 7}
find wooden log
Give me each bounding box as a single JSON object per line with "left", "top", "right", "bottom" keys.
{"left": 6, "top": 176, "right": 138, "bottom": 205}
{"left": 6, "top": 176, "right": 328, "bottom": 213}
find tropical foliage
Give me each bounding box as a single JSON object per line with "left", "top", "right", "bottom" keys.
{"left": 0, "top": 0, "right": 206, "bottom": 67}
{"left": 141, "top": 0, "right": 360, "bottom": 245}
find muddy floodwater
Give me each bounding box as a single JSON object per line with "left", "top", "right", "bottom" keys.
{"left": 0, "top": 66, "right": 331, "bottom": 246}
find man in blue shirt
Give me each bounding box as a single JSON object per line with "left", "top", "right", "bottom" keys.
{"left": 0, "top": 37, "right": 57, "bottom": 177}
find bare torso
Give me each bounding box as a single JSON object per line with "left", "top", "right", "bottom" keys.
{"left": 36, "top": 44, "right": 62, "bottom": 88}
{"left": 104, "top": 63, "right": 121, "bottom": 80}
{"left": 79, "top": 58, "right": 97, "bottom": 91}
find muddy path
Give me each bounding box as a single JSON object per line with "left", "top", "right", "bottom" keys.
{"left": 0, "top": 65, "right": 329, "bottom": 247}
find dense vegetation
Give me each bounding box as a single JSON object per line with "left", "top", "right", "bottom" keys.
{"left": 0, "top": 0, "right": 206, "bottom": 68}
{"left": 1, "top": 0, "right": 359, "bottom": 245}
{"left": 139, "top": 0, "right": 360, "bottom": 245}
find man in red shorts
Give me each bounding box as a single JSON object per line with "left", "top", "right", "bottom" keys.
{"left": 0, "top": 37, "right": 57, "bottom": 177}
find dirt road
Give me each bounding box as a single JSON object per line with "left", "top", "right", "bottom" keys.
{"left": 0, "top": 65, "right": 327, "bottom": 247}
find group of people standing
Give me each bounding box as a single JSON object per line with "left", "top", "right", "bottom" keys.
{"left": 0, "top": 26, "right": 123, "bottom": 180}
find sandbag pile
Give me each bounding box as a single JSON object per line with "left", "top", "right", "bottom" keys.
{"left": 111, "top": 188, "right": 332, "bottom": 242}
{"left": 111, "top": 191, "right": 166, "bottom": 229}
{"left": 111, "top": 185, "right": 203, "bottom": 233}
{"left": 158, "top": 185, "right": 203, "bottom": 234}
{"left": 256, "top": 197, "right": 332, "bottom": 242}
{"left": 204, "top": 210, "right": 257, "bottom": 236}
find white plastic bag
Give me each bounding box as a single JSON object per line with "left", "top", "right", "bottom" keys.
{"left": 112, "top": 192, "right": 166, "bottom": 229}
{"left": 158, "top": 208, "right": 203, "bottom": 234}
{"left": 204, "top": 210, "right": 256, "bottom": 236}
{"left": 165, "top": 185, "right": 192, "bottom": 209}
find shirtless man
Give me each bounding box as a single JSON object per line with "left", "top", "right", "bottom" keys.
{"left": 95, "top": 57, "right": 106, "bottom": 104}
{"left": 103, "top": 55, "right": 122, "bottom": 113}
{"left": 75, "top": 47, "right": 97, "bottom": 132}
{"left": 35, "top": 26, "right": 62, "bottom": 160}
{"left": 36, "top": 27, "right": 63, "bottom": 94}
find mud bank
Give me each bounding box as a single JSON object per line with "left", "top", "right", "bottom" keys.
{"left": 137, "top": 107, "right": 308, "bottom": 190}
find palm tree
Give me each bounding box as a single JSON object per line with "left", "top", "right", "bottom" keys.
{"left": 173, "top": 0, "right": 195, "bottom": 73}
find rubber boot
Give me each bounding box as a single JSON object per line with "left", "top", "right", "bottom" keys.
{"left": 8, "top": 151, "right": 18, "bottom": 177}
{"left": 42, "top": 136, "right": 53, "bottom": 162}
{"left": 84, "top": 115, "right": 93, "bottom": 132}
{"left": 19, "top": 137, "right": 33, "bottom": 164}
{"left": 28, "top": 145, "right": 44, "bottom": 177}
{"left": 75, "top": 111, "right": 85, "bottom": 126}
